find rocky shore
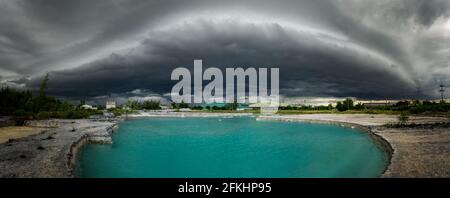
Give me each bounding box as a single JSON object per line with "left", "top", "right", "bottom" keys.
{"left": 0, "top": 119, "right": 118, "bottom": 178}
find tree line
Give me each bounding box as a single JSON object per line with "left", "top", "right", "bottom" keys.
{"left": 280, "top": 98, "right": 449, "bottom": 114}
{"left": 0, "top": 74, "right": 101, "bottom": 120}
{"left": 125, "top": 100, "right": 161, "bottom": 110}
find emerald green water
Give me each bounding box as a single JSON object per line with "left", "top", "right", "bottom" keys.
{"left": 76, "top": 117, "right": 388, "bottom": 178}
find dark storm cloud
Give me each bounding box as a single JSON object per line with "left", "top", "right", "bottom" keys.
{"left": 25, "top": 20, "right": 418, "bottom": 100}
{"left": 0, "top": 0, "right": 200, "bottom": 74}
{"left": 1, "top": 0, "right": 450, "bottom": 100}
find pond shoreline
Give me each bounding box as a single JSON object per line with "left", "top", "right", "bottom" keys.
{"left": 256, "top": 116, "right": 394, "bottom": 177}
{"left": 1, "top": 113, "right": 449, "bottom": 177}
{"left": 257, "top": 114, "right": 450, "bottom": 177}
{"left": 0, "top": 119, "right": 119, "bottom": 177}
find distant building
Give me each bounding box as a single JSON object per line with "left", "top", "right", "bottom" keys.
{"left": 290, "top": 98, "right": 355, "bottom": 107}
{"left": 249, "top": 103, "right": 262, "bottom": 110}
{"left": 363, "top": 102, "right": 392, "bottom": 108}
{"left": 106, "top": 101, "right": 116, "bottom": 109}
{"left": 248, "top": 103, "right": 283, "bottom": 110}
{"left": 179, "top": 108, "right": 191, "bottom": 112}
{"left": 356, "top": 100, "right": 397, "bottom": 108}
{"left": 236, "top": 103, "right": 252, "bottom": 111}
{"left": 431, "top": 99, "right": 450, "bottom": 103}
{"left": 80, "top": 104, "right": 97, "bottom": 110}
{"left": 160, "top": 105, "right": 170, "bottom": 110}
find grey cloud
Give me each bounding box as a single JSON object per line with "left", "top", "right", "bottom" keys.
{"left": 415, "top": 0, "right": 450, "bottom": 26}
{"left": 1, "top": 0, "right": 197, "bottom": 75}
{"left": 24, "top": 20, "right": 419, "bottom": 100}
{"left": 1, "top": 0, "right": 449, "bottom": 100}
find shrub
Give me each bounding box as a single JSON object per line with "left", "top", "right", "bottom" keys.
{"left": 67, "top": 110, "right": 89, "bottom": 119}
{"left": 398, "top": 112, "right": 409, "bottom": 125}
{"left": 13, "top": 109, "right": 26, "bottom": 116}
{"left": 36, "top": 111, "right": 52, "bottom": 120}
{"left": 53, "top": 111, "right": 68, "bottom": 119}
{"left": 336, "top": 102, "right": 346, "bottom": 112}
{"left": 107, "top": 108, "right": 124, "bottom": 117}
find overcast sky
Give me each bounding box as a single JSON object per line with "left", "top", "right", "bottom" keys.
{"left": 1, "top": 0, "right": 449, "bottom": 104}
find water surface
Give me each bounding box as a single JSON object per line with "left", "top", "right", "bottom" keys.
{"left": 76, "top": 117, "right": 387, "bottom": 178}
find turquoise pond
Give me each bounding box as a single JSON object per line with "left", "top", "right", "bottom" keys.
{"left": 75, "top": 117, "right": 388, "bottom": 178}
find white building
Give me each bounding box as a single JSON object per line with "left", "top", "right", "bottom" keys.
{"left": 106, "top": 101, "right": 116, "bottom": 109}
{"left": 80, "top": 104, "right": 97, "bottom": 110}
{"left": 160, "top": 105, "right": 170, "bottom": 110}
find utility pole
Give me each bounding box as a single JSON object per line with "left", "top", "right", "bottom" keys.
{"left": 439, "top": 82, "right": 445, "bottom": 103}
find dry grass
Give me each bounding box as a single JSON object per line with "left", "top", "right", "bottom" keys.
{"left": 0, "top": 126, "right": 47, "bottom": 144}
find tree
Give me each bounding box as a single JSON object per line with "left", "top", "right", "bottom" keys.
{"left": 125, "top": 100, "right": 133, "bottom": 109}
{"left": 393, "top": 100, "right": 410, "bottom": 111}
{"left": 142, "top": 100, "right": 161, "bottom": 110}
{"left": 327, "top": 104, "right": 333, "bottom": 110}
{"left": 192, "top": 106, "right": 203, "bottom": 110}
{"left": 0, "top": 82, "right": 101, "bottom": 119}
{"left": 336, "top": 102, "right": 346, "bottom": 112}
{"left": 39, "top": 73, "right": 49, "bottom": 98}
{"left": 178, "top": 100, "right": 189, "bottom": 108}
{"left": 34, "top": 74, "right": 53, "bottom": 113}
{"left": 354, "top": 102, "right": 364, "bottom": 110}
{"left": 0, "top": 87, "right": 33, "bottom": 115}
{"left": 232, "top": 100, "right": 238, "bottom": 110}
{"left": 343, "top": 98, "right": 354, "bottom": 110}
{"left": 398, "top": 111, "right": 409, "bottom": 125}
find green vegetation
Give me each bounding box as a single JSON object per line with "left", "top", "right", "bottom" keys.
{"left": 125, "top": 100, "right": 161, "bottom": 110}
{"left": 281, "top": 104, "right": 333, "bottom": 111}
{"left": 171, "top": 101, "right": 189, "bottom": 109}
{"left": 107, "top": 108, "right": 129, "bottom": 117}
{"left": 392, "top": 100, "right": 450, "bottom": 114}
{"left": 398, "top": 112, "right": 409, "bottom": 125}
{"left": 205, "top": 102, "right": 239, "bottom": 111}
{"left": 0, "top": 74, "right": 101, "bottom": 120}
{"left": 173, "top": 97, "right": 449, "bottom": 116}
{"left": 278, "top": 98, "right": 450, "bottom": 115}
{"left": 2, "top": 75, "right": 449, "bottom": 119}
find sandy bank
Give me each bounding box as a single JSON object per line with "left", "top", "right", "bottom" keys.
{"left": 0, "top": 126, "right": 48, "bottom": 144}
{"left": 258, "top": 114, "right": 450, "bottom": 177}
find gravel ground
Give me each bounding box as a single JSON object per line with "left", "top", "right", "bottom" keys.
{"left": 0, "top": 119, "right": 117, "bottom": 178}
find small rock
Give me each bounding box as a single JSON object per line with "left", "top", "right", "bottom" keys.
{"left": 44, "top": 136, "right": 54, "bottom": 140}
